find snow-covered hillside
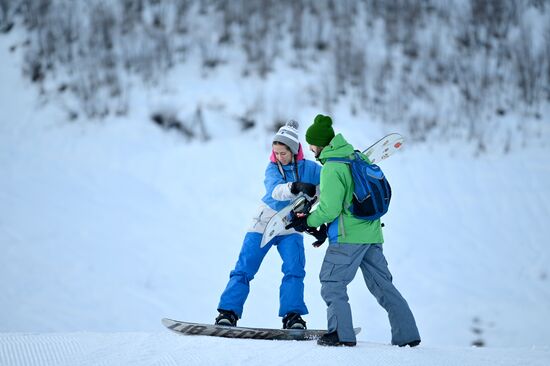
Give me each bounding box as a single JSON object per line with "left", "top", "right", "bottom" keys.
{"left": 5, "top": 0, "right": 550, "bottom": 149}
{"left": 1, "top": 9, "right": 550, "bottom": 366}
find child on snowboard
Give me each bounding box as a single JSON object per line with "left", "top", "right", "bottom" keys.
{"left": 215, "top": 120, "right": 322, "bottom": 329}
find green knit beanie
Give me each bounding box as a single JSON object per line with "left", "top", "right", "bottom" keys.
{"left": 306, "top": 114, "right": 335, "bottom": 147}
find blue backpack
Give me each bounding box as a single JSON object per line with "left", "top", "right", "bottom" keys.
{"left": 327, "top": 151, "right": 391, "bottom": 221}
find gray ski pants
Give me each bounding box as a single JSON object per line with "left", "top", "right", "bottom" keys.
{"left": 319, "top": 243, "right": 420, "bottom": 344}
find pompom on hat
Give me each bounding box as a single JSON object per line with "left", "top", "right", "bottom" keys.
{"left": 305, "top": 114, "right": 335, "bottom": 147}
{"left": 273, "top": 119, "right": 300, "bottom": 155}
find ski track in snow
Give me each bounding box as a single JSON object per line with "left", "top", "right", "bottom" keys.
{"left": 1, "top": 333, "right": 549, "bottom": 366}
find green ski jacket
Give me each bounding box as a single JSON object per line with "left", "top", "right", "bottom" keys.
{"left": 307, "top": 133, "right": 384, "bottom": 244}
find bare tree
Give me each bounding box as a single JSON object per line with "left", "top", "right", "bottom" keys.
{"left": 0, "top": 0, "right": 15, "bottom": 33}
{"left": 544, "top": 24, "right": 550, "bottom": 100}
{"left": 511, "top": 23, "right": 543, "bottom": 107}
{"left": 120, "top": 0, "right": 143, "bottom": 35}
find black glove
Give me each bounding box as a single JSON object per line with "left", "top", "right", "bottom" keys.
{"left": 290, "top": 182, "right": 316, "bottom": 197}
{"left": 285, "top": 214, "right": 310, "bottom": 232}
{"left": 306, "top": 224, "right": 327, "bottom": 247}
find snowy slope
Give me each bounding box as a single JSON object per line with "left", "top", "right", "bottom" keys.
{"left": 1, "top": 332, "right": 549, "bottom": 366}
{"left": 1, "top": 19, "right": 550, "bottom": 366}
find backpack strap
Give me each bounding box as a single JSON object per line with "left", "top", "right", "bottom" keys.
{"left": 324, "top": 156, "right": 354, "bottom": 233}
{"left": 326, "top": 151, "right": 363, "bottom": 164}
{"left": 326, "top": 157, "right": 352, "bottom": 164}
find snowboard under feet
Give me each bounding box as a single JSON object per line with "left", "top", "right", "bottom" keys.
{"left": 162, "top": 318, "right": 361, "bottom": 341}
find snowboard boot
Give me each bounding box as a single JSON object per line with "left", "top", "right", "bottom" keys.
{"left": 317, "top": 331, "right": 356, "bottom": 347}
{"left": 398, "top": 339, "right": 421, "bottom": 347}
{"left": 215, "top": 309, "right": 238, "bottom": 327}
{"left": 282, "top": 312, "right": 307, "bottom": 329}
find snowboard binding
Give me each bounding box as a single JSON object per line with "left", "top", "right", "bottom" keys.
{"left": 286, "top": 196, "right": 327, "bottom": 247}
{"left": 260, "top": 194, "right": 317, "bottom": 247}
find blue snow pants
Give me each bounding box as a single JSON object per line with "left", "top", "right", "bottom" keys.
{"left": 217, "top": 232, "right": 308, "bottom": 318}
{"left": 320, "top": 243, "right": 420, "bottom": 345}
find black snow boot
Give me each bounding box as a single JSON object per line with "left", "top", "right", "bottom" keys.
{"left": 215, "top": 309, "right": 238, "bottom": 327}
{"left": 282, "top": 312, "right": 307, "bottom": 329}
{"left": 317, "top": 331, "right": 356, "bottom": 347}
{"left": 398, "top": 339, "right": 421, "bottom": 347}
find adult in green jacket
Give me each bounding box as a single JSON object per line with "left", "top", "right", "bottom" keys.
{"left": 291, "top": 114, "right": 420, "bottom": 347}
{"left": 306, "top": 131, "right": 383, "bottom": 244}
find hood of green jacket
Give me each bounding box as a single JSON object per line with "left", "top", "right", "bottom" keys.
{"left": 317, "top": 133, "right": 355, "bottom": 163}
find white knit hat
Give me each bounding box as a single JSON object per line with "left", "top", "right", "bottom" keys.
{"left": 273, "top": 120, "right": 300, "bottom": 155}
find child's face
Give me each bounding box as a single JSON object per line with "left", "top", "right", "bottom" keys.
{"left": 273, "top": 144, "right": 292, "bottom": 165}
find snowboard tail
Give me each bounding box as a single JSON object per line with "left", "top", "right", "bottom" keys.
{"left": 162, "top": 318, "right": 361, "bottom": 341}
{"left": 362, "top": 133, "right": 404, "bottom": 163}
